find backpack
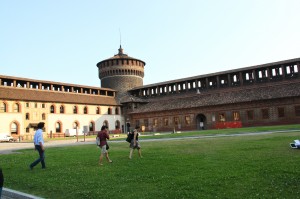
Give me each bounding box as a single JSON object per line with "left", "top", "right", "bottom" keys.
{"left": 126, "top": 132, "right": 134, "bottom": 143}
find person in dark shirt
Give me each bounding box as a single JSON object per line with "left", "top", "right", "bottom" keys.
{"left": 97, "top": 125, "right": 113, "bottom": 165}
{"left": 129, "top": 126, "right": 142, "bottom": 159}
{"left": 0, "top": 167, "right": 4, "bottom": 198}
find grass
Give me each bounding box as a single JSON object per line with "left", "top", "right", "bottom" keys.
{"left": 115, "top": 124, "right": 300, "bottom": 140}
{"left": 1, "top": 126, "right": 300, "bottom": 198}
{"left": 40, "top": 124, "right": 300, "bottom": 142}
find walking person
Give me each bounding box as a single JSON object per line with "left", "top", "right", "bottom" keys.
{"left": 97, "top": 125, "right": 112, "bottom": 165}
{"left": 0, "top": 167, "right": 3, "bottom": 198}
{"left": 129, "top": 126, "right": 142, "bottom": 159}
{"left": 29, "top": 122, "right": 46, "bottom": 170}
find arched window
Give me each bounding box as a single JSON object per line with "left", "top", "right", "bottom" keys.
{"left": 108, "top": 108, "right": 111, "bottom": 115}
{"left": 42, "top": 113, "right": 46, "bottom": 120}
{"left": 13, "top": 103, "right": 20, "bottom": 113}
{"left": 103, "top": 120, "right": 108, "bottom": 128}
{"left": 115, "top": 120, "right": 120, "bottom": 129}
{"left": 84, "top": 106, "right": 88, "bottom": 114}
{"left": 56, "top": 122, "right": 61, "bottom": 133}
{"left": 115, "top": 107, "right": 119, "bottom": 115}
{"left": 50, "top": 105, "right": 55, "bottom": 113}
{"left": 73, "top": 106, "right": 78, "bottom": 114}
{"left": 96, "top": 107, "right": 100, "bottom": 114}
{"left": 0, "top": 102, "right": 7, "bottom": 113}
{"left": 89, "top": 121, "right": 95, "bottom": 131}
{"left": 60, "top": 105, "right": 64, "bottom": 114}
{"left": 11, "top": 122, "right": 18, "bottom": 135}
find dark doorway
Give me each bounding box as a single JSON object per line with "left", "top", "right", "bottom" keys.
{"left": 196, "top": 114, "right": 206, "bottom": 130}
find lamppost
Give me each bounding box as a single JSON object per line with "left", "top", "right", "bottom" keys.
{"left": 76, "top": 126, "right": 78, "bottom": 142}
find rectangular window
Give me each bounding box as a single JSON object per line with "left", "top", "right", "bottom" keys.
{"left": 35, "top": 103, "right": 38, "bottom": 108}
{"left": 144, "top": 119, "right": 148, "bottom": 127}
{"left": 26, "top": 103, "right": 30, "bottom": 108}
{"left": 295, "top": 106, "right": 300, "bottom": 116}
{"left": 42, "top": 103, "right": 45, "bottom": 108}
{"left": 278, "top": 107, "right": 285, "bottom": 118}
{"left": 185, "top": 116, "right": 191, "bottom": 125}
{"left": 233, "top": 111, "right": 240, "bottom": 121}
{"left": 164, "top": 118, "right": 169, "bottom": 126}
{"left": 219, "top": 113, "right": 226, "bottom": 122}
{"left": 174, "top": 117, "right": 179, "bottom": 125}
{"left": 153, "top": 119, "right": 158, "bottom": 126}
{"left": 26, "top": 128, "right": 29, "bottom": 133}
{"left": 247, "top": 110, "right": 254, "bottom": 120}
{"left": 262, "top": 108, "right": 269, "bottom": 119}
{"left": 0, "top": 104, "right": 5, "bottom": 113}
{"left": 212, "top": 115, "right": 215, "bottom": 122}
{"left": 135, "top": 120, "right": 140, "bottom": 127}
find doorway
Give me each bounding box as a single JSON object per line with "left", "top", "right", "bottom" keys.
{"left": 196, "top": 114, "right": 206, "bottom": 130}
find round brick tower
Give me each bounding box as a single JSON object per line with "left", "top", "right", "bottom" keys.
{"left": 97, "top": 46, "right": 146, "bottom": 97}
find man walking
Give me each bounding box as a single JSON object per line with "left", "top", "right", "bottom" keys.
{"left": 29, "top": 122, "right": 46, "bottom": 170}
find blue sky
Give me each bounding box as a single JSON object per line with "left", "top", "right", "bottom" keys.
{"left": 1, "top": 0, "right": 300, "bottom": 87}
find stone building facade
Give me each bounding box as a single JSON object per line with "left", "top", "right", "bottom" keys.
{"left": 0, "top": 75, "right": 122, "bottom": 140}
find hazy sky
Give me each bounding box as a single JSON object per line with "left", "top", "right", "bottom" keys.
{"left": 1, "top": 0, "right": 299, "bottom": 87}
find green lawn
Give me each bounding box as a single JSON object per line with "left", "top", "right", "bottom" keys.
{"left": 1, "top": 126, "right": 300, "bottom": 198}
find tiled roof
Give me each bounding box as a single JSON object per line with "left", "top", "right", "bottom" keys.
{"left": 130, "top": 81, "right": 300, "bottom": 113}
{"left": 98, "top": 46, "right": 146, "bottom": 65}
{"left": 0, "top": 75, "right": 115, "bottom": 91}
{"left": 100, "top": 54, "right": 145, "bottom": 65}
{"left": 0, "top": 87, "right": 118, "bottom": 105}
{"left": 119, "top": 94, "right": 148, "bottom": 104}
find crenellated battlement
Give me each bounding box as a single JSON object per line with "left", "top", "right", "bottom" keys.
{"left": 129, "top": 57, "right": 300, "bottom": 98}
{"left": 97, "top": 46, "right": 146, "bottom": 94}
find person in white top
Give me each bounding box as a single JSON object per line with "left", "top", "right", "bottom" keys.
{"left": 29, "top": 122, "right": 46, "bottom": 170}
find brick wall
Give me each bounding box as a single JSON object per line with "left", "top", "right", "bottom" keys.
{"left": 102, "top": 76, "right": 143, "bottom": 93}
{"left": 129, "top": 97, "right": 300, "bottom": 132}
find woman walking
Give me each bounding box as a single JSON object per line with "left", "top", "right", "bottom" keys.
{"left": 97, "top": 125, "right": 113, "bottom": 165}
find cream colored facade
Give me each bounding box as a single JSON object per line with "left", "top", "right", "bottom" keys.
{"left": 0, "top": 99, "right": 122, "bottom": 140}
{"left": 0, "top": 75, "right": 123, "bottom": 140}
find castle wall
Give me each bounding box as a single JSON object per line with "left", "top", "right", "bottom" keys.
{"left": 101, "top": 76, "right": 143, "bottom": 93}
{"left": 130, "top": 97, "right": 300, "bottom": 132}
{"left": 124, "top": 57, "right": 300, "bottom": 132}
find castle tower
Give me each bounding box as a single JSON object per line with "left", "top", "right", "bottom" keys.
{"left": 97, "top": 46, "right": 146, "bottom": 97}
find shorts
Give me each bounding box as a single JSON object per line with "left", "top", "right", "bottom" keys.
{"left": 130, "top": 140, "right": 141, "bottom": 149}
{"left": 100, "top": 145, "right": 108, "bottom": 154}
